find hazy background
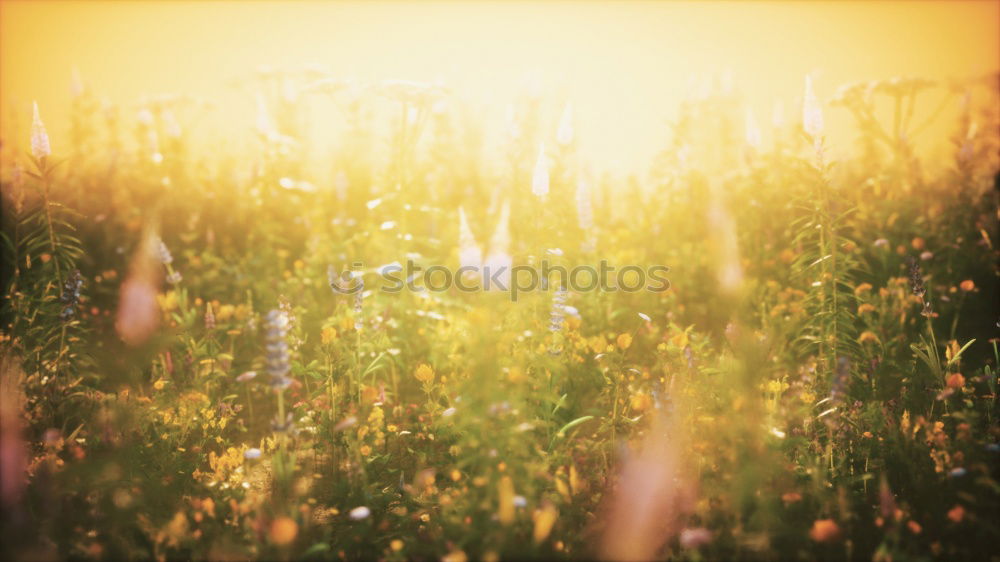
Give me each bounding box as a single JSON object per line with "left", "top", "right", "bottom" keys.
{"left": 2, "top": 1, "right": 997, "bottom": 175}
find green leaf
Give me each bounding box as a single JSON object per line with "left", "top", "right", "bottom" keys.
{"left": 555, "top": 415, "right": 594, "bottom": 439}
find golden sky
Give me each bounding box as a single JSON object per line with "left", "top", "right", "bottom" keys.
{"left": 1, "top": 1, "right": 997, "bottom": 174}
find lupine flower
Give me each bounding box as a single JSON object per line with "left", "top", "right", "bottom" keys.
{"left": 802, "top": 75, "right": 824, "bottom": 139}
{"left": 548, "top": 287, "right": 568, "bottom": 356}
{"left": 204, "top": 303, "right": 216, "bottom": 330}
{"left": 278, "top": 296, "right": 303, "bottom": 350}
{"left": 155, "top": 238, "right": 173, "bottom": 265}
{"left": 549, "top": 287, "right": 568, "bottom": 334}
{"left": 556, "top": 101, "right": 574, "bottom": 146}
{"left": 265, "top": 309, "right": 292, "bottom": 390}
{"left": 458, "top": 207, "right": 482, "bottom": 271}
{"left": 31, "top": 101, "right": 51, "bottom": 160}
{"left": 531, "top": 143, "right": 550, "bottom": 197}
{"left": 59, "top": 270, "right": 84, "bottom": 321}
{"left": 483, "top": 202, "right": 512, "bottom": 289}
{"left": 908, "top": 257, "right": 933, "bottom": 316}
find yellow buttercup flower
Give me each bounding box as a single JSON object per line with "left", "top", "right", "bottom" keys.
{"left": 321, "top": 326, "right": 338, "bottom": 345}
{"left": 415, "top": 364, "right": 434, "bottom": 383}
{"left": 616, "top": 333, "right": 632, "bottom": 350}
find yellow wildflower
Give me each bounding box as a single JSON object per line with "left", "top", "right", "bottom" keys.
{"left": 216, "top": 304, "right": 235, "bottom": 321}
{"left": 321, "top": 326, "right": 338, "bottom": 345}
{"left": 498, "top": 476, "right": 516, "bottom": 525}
{"left": 533, "top": 501, "right": 558, "bottom": 544}
{"left": 414, "top": 364, "right": 434, "bottom": 383}
{"left": 858, "top": 331, "right": 880, "bottom": 344}
{"left": 269, "top": 516, "right": 298, "bottom": 546}
{"left": 616, "top": 333, "right": 632, "bottom": 350}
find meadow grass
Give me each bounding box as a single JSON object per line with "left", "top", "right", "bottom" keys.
{"left": 1, "top": 71, "right": 998, "bottom": 561}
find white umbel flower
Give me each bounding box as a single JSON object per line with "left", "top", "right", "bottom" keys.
{"left": 31, "top": 101, "right": 51, "bottom": 159}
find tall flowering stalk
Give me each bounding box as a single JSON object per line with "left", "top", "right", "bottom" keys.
{"left": 156, "top": 237, "right": 182, "bottom": 284}
{"left": 532, "top": 143, "right": 550, "bottom": 198}
{"left": 548, "top": 287, "right": 568, "bottom": 355}
{"left": 458, "top": 207, "right": 482, "bottom": 272}
{"left": 59, "top": 270, "right": 84, "bottom": 322}
{"left": 264, "top": 308, "right": 297, "bottom": 501}
{"left": 31, "top": 102, "right": 51, "bottom": 163}
{"left": 484, "top": 202, "right": 512, "bottom": 289}
{"left": 803, "top": 75, "right": 825, "bottom": 157}
{"left": 30, "top": 103, "right": 61, "bottom": 287}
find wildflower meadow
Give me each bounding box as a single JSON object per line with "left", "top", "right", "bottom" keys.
{"left": 1, "top": 3, "right": 999, "bottom": 561}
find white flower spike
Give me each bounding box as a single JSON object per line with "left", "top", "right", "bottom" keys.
{"left": 531, "top": 143, "right": 549, "bottom": 198}
{"left": 802, "top": 75, "right": 824, "bottom": 139}
{"left": 458, "top": 207, "right": 483, "bottom": 271}
{"left": 31, "top": 101, "right": 51, "bottom": 160}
